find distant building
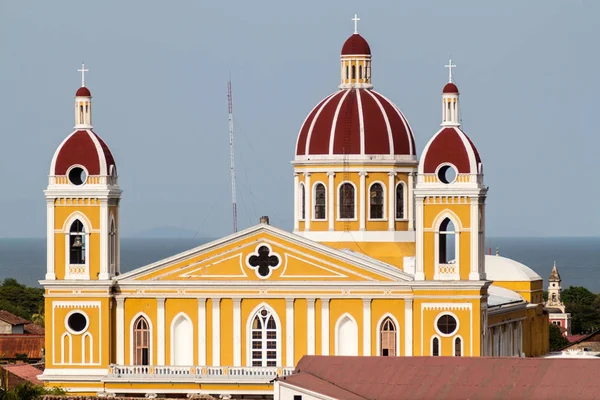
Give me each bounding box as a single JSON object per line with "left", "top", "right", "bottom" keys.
{"left": 560, "top": 329, "right": 600, "bottom": 353}
{"left": 0, "top": 310, "right": 30, "bottom": 334}
{"left": 544, "top": 263, "right": 571, "bottom": 336}
{"left": 0, "top": 311, "right": 44, "bottom": 361}
{"left": 275, "top": 356, "right": 600, "bottom": 400}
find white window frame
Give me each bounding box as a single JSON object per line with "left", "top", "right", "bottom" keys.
{"left": 337, "top": 181, "right": 358, "bottom": 221}
{"left": 395, "top": 181, "right": 407, "bottom": 221}
{"left": 433, "top": 212, "right": 461, "bottom": 280}
{"left": 129, "top": 312, "right": 153, "bottom": 366}
{"left": 434, "top": 311, "right": 460, "bottom": 338}
{"left": 431, "top": 335, "right": 441, "bottom": 356}
{"left": 312, "top": 181, "right": 327, "bottom": 221}
{"left": 246, "top": 303, "right": 282, "bottom": 367}
{"left": 63, "top": 213, "right": 91, "bottom": 280}
{"left": 376, "top": 313, "right": 400, "bottom": 357}
{"left": 453, "top": 335, "right": 464, "bottom": 357}
{"left": 367, "top": 181, "right": 386, "bottom": 221}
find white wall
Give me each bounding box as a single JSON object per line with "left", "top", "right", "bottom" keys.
{"left": 275, "top": 382, "right": 330, "bottom": 400}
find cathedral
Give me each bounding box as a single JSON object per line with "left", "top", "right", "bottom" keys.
{"left": 40, "top": 18, "right": 549, "bottom": 398}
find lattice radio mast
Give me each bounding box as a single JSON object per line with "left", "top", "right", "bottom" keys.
{"left": 228, "top": 79, "right": 238, "bottom": 233}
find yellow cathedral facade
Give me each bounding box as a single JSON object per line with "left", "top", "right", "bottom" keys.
{"left": 40, "top": 19, "right": 549, "bottom": 398}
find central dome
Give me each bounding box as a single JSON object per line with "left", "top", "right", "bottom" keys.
{"left": 295, "top": 88, "right": 415, "bottom": 158}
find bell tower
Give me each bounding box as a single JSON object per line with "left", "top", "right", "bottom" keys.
{"left": 414, "top": 63, "right": 487, "bottom": 281}
{"left": 45, "top": 65, "right": 121, "bottom": 281}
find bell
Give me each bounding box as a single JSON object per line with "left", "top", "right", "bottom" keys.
{"left": 72, "top": 235, "right": 83, "bottom": 248}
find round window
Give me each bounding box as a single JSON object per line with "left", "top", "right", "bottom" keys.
{"left": 68, "top": 166, "right": 87, "bottom": 186}
{"left": 437, "top": 165, "right": 457, "bottom": 184}
{"left": 66, "top": 312, "right": 88, "bottom": 334}
{"left": 436, "top": 314, "right": 458, "bottom": 335}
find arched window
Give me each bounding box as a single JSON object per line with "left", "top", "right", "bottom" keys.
{"left": 335, "top": 314, "right": 358, "bottom": 356}
{"left": 109, "top": 219, "right": 116, "bottom": 275}
{"left": 432, "top": 337, "right": 440, "bottom": 356}
{"left": 439, "top": 218, "right": 456, "bottom": 264}
{"left": 339, "top": 183, "right": 355, "bottom": 219}
{"left": 369, "top": 183, "right": 384, "bottom": 219}
{"left": 69, "top": 220, "right": 86, "bottom": 265}
{"left": 454, "top": 337, "right": 462, "bottom": 356}
{"left": 134, "top": 317, "right": 150, "bottom": 366}
{"left": 396, "top": 183, "right": 405, "bottom": 219}
{"left": 346, "top": 65, "right": 349, "bottom": 79}
{"left": 351, "top": 65, "right": 356, "bottom": 79}
{"left": 380, "top": 317, "right": 397, "bottom": 356}
{"left": 359, "top": 65, "right": 363, "bottom": 79}
{"left": 314, "top": 183, "right": 326, "bottom": 220}
{"left": 299, "top": 183, "right": 306, "bottom": 220}
{"left": 251, "top": 307, "right": 277, "bottom": 367}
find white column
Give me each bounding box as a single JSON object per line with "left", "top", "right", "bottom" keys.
{"left": 388, "top": 172, "right": 396, "bottom": 231}
{"left": 198, "top": 298, "right": 206, "bottom": 366}
{"left": 99, "top": 200, "right": 109, "bottom": 280}
{"left": 233, "top": 298, "right": 241, "bottom": 366}
{"left": 363, "top": 299, "right": 371, "bottom": 356}
{"left": 46, "top": 199, "right": 55, "bottom": 280}
{"left": 327, "top": 171, "right": 335, "bottom": 231}
{"left": 306, "top": 298, "right": 315, "bottom": 355}
{"left": 157, "top": 298, "right": 165, "bottom": 365}
{"left": 359, "top": 171, "right": 367, "bottom": 231}
{"left": 408, "top": 173, "right": 414, "bottom": 230}
{"left": 293, "top": 173, "right": 299, "bottom": 231}
{"left": 304, "top": 173, "right": 311, "bottom": 231}
{"left": 414, "top": 197, "right": 425, "bottom": 280}
{"left": 212, "top": 298, "right": 221, "bottom": 366}
{"left": 286, "top": 299, "right": 295, "bottom": 367}
{"left": 404, "top": 298, "right": 413, "bottom": 356}
{"left": 321, "top": 298, "right": 330, "bottom": 355}
{"left": 470, "top": 198, "right": 482, "bottom": 280}
{"left": 116, "top": 298, "right": 124, "bottom": 364}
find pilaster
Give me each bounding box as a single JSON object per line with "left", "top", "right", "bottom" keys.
{"left": 156, "top": 298, "right": 165, "bottom": 365}
{"left": 304, "top": 173, "right": 311, "bottom": 231}
{"left": 327, "top": 171, "right": 335, "bottom": 231}
{"left": 363, "top": 298, "right": 371, "bottom": 356}
{"left": 116, "top": 298, "right": 124, "bottom": 364}
{"left": 212, "top": 298, "right": 221, "bottom": 366}
{"left": 286, "top": 299, "right": 295, "bottom": 366}
{"left": 198, "top": 298, "right": 206, "bottom": 365}
{"left": 98, "top": 199, "right": 109, "bottom": 280}
{"left": 404, "top": 298, "right": 413, "bottom": 356}
{"left": 387, "top": 172, "right": 396, "bottom": 231}
{"left": 293, "top": 173, "right": 299, "bottom": 231}
{"left": 46, "top": 198, "right": 55, "bottom": 280}
{"left": 359, "top": 171, "right": 367, "bottom": 231}
{"left": 233, "top": 298, "right": 241, "bottom": 366}
{"left": 306, "top": 298, "right": 315, "bottom": 355}
{"left": 321, "top": 298, "right": 330, "bottom": 355}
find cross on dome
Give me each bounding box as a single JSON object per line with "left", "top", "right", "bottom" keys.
{"left": 445, "top": 59, "right": 456, "bottom": 83}
{"left": 352, "top": 14, "right": 360, "bottom": 34}
{"left": 78, "top": 63, "right": 89, "bottom": 87}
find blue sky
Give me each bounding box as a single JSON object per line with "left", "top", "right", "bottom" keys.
{"left": 0, "top": 1, "right": 596, "bottom": 238}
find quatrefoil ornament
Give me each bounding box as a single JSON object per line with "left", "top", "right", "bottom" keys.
{"left": 246, "top": 244, "right": 281, "bottom": 279}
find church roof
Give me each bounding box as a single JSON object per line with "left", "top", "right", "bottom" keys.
{"left": 485, "top": 254, "right": 542, "bottom": 282}
{"left": 279, "top": 356, "right": 600, "bottom": 400}
{"left": 487, "top": 285, "right": 525, "bottom": 307}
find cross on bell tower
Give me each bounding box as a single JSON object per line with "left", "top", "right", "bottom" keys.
{"left": 352, "top": 14, "right": 360, "bottom": 34}
{"left": 78, "top": 63, "right": 89, "bottom": 87}
{"left": 445, "top": 59, "right": 456, "bottom": 83}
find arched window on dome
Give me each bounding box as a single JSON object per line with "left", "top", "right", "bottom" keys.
{"left": 351, "top": 65, "right": 356, "bottom": 80}
{"left": 133, "top": 316, "right": 150, "bottom": 366}
{"left": 69, "top": 220, "right": 86, "bottom": 265}
{"left": 314, "top": 183, "right": 326, "bottom": 220}
{"left": 346, "top": 65, "right": 349, "bottom": 80}
{"left": 359, "top": 65, "right": 363, "bottom": 79}
{"left": 369, "top": 183, "right": 384, "bottom": 219}
{"left": 396, "top": 182, "right": 405, "bottom": 220}
{"left": 439, "top": 218, "right": 456, "bottom": 264}
{"left": 339, "top": 183, "right": 355, "bottom": 219}
{"left": 299, "top": 183, "right": 306, "bottom": 220}
{"left": 380, "top": 317, "right": 397, "bottom": 356}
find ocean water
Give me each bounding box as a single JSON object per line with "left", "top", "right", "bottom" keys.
{"left": 0, "top": 237, "right": 599, "bottom": 292}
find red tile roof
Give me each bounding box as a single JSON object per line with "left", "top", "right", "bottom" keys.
{"left": 0, "top": 335, "right": 44, "bottom": 359}
{"left": 2, "top": 363, "right": 42, "bottom": 385}
{"left": 0, "top": 310, "right": 30, "bottom": 326}
{"left": 24, "top": 323, "right": 44, "bottom": 335}
{"left": 279, "top": 356, "right": 600, "bottom": 400}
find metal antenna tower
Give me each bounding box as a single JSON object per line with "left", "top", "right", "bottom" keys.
{"left": 228, "top": 79, "right": 238, "bottom": 233}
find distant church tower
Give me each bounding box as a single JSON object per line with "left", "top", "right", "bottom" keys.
{"left": 545, "top": 262, "right": 571, "bottom": 336}
{"left": 414, "top": 63, "right": 487, "bottom": 281}
{"left": 292, "top": 17, "right": 418, "bottom": 269}
{"left": 45, "top": 65, "right": 121, "bottom": 281}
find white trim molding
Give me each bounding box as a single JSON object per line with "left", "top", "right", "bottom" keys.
{"left": 337, "top": 180, "right": 358, "bottom": 221}
{"left": 367, "top": 180, "right": 386, "bottom": 221}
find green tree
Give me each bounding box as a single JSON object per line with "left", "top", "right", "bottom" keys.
{"left": 549, "top": 323, "right": 569, "bottom": 351}
{"left": 562, "top": 286, "right": 596, "bottom": 307}
{"left": 0, "top": 279, "right": 44, "bottom": 322}
{"left": 0, "top": 382, "right": 65, "bottom": 400}
{"left": 31, "top": 305, "right": 44, "bottom": 327}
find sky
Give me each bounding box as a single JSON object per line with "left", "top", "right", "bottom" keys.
{"left": 0, "top": 0, "right": 597, "bottom": 238}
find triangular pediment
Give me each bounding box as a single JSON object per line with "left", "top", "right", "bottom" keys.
{"left": 117, "top": 224, "right": 412, "bottom": 283}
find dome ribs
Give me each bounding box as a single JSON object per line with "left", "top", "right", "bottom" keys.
{"left": 333, "top": 90, "right": 360, "bottom": 155}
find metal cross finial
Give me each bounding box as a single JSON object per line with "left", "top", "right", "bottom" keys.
{"left": 352, "top": 14, "right": 360, "bottom": 34}
{"left": 445, "top": 59, "right": 456, "bottom": 83}
{"left": 78, "top": 63, "right": 89, "bottom": 87}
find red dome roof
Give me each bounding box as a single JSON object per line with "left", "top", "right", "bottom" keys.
{"left": 50, "top": 129, "right": 116, "bottom": 176}
{"left": 341, "top": 34, "right": 371, "bottom": 55}
{"left": 443, "top": 82, "right": 459, "bottom": 94}
{"left": 421, "top": 127, "right": 481, "bottom": 174}
{"left": 296, "top": 89, "right": 415, "bottom": 157}
{"left": 76, "top": 87, "right": 91, "bottom": 97}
